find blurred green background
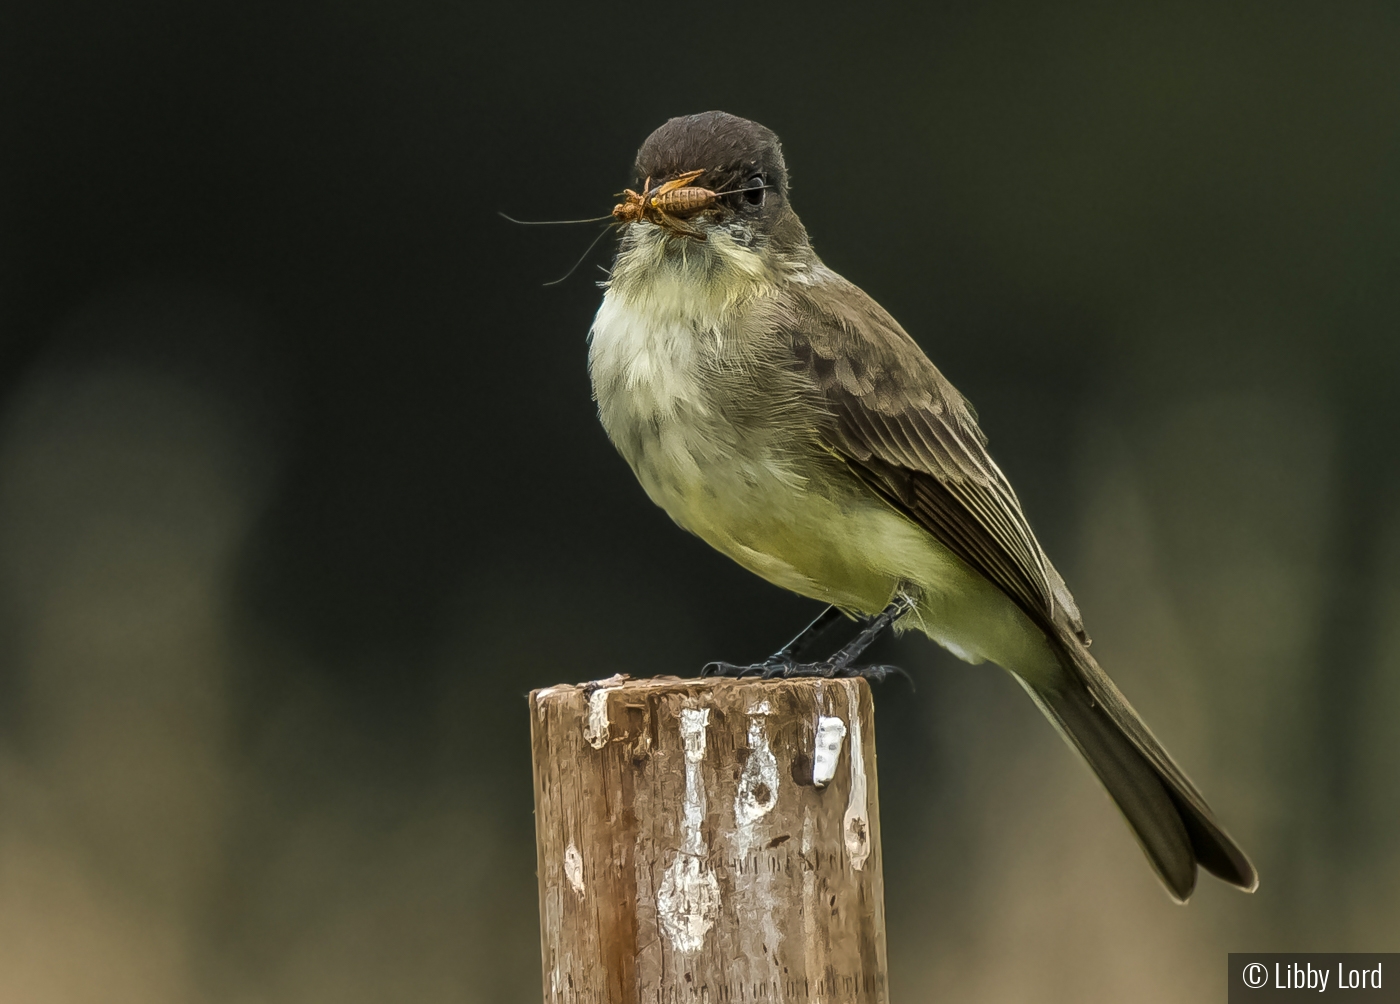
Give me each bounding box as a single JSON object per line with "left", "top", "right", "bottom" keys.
{"left": 1, "top": 1, "right": 1397, "bottom": 1000}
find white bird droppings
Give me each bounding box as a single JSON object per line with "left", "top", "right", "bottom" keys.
{"left": 840, "top": 681, "right": 871, "bottom": 870}
{"left": 563, "top": 842, "right": 585, "bottom": 896}
{"left": 813, "top": 715, "right": 847, "bottom": 787}
{"left": 657, "top": 856, "right": 720, "bottom": 954}
{"left": 658, "top": 707, "right": 719, "bottom": 954}
{"left": 582, "top": 687, "right": 617, "bottom": 749}
{"left": 678, "top": 707, "right": 709, "bottom": 770}
{"left": 732, "top": 702, "right": 783, "bottom": 967}
{"left": 735, "top": 708, "right": 779, "bottom": 827}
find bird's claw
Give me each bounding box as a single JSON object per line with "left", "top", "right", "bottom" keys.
{"left": 702, "top": 656, "right": 795, "bottom": 678}
{"left": 702, "top": 658, "right": 909, "bottom": 684}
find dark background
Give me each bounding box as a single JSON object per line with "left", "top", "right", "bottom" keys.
{"left": 1, "top": 1, "right": 1398, "bottom": 1000}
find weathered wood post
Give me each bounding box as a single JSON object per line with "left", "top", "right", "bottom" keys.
{"left": 529, "top": 674, "right": 889, "bottom": 1003}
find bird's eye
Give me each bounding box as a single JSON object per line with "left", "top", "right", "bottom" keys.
{"left": 744, "top": 175, "right": 766, "bottom": 206}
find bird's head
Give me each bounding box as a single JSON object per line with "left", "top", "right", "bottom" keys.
{"left": 614, "top": 111, "right": 809, "bottom": 257}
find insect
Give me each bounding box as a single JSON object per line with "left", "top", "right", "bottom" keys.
{"left": 501, "top": 170, "right": 767, "bottom": 283}
{"left": 612, "top": 169, "right": 717, "bottom": 240}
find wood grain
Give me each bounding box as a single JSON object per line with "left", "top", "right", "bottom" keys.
{"left": 530, "top": 675, "right": 888, "bottom": 1004}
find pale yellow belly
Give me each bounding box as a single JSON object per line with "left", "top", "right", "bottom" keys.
{"left": 637, "top": 454, "right": 1060, "bottom": 680}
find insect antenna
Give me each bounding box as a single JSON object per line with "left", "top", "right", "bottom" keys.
{"left": 542, "top": 223, "right": 618, "bottom": 287}
{"left": 499, "top": 211, "right": 616, "bottom": 225}
{"left": 707, "top": 182, "right": 773, "bottom": 198}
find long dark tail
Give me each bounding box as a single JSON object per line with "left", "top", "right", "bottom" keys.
{"left": 1020, "top": 640, "right": 1258, "bottom": 902}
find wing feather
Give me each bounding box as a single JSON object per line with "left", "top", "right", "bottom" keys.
{"left": 787, "top": 269, "right": 1083, "bottom": 639}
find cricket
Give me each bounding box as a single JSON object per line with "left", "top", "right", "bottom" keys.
{"left": 612, "top": 169, "right": 716, "bottom": 239}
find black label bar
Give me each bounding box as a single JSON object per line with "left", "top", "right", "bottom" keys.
{"left": 1229, "top": 955, "right": 1399, "bottom": 1002}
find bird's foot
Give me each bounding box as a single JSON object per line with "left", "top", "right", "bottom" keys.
{"left": 701, "top": 658, "right": 909, "bottom": 682}
{"left": 701, "top": 655, "right": 796, "bottom": 678}
{"left": 702, "top": 594, "right": 916, "bottom": 685}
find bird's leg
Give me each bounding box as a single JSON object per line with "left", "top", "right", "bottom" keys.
{"left": 773, "top": 604, "right": 847, "bottom": 662}
{"left": 702, "top": 593, "right": 916, "bottom": 681}
{"left": 815, "top": 594, "right": 915, "bottom": 680}
{"left": 702, "top": 604, "right": 844, "bottom": 678}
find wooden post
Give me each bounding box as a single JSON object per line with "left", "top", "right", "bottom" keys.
{"left": 529, "top": 674, "right": 889, "bottom": 1004}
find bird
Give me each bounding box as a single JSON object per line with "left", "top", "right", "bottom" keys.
{"left": 586, "top": 110, "right": 1257, "bottom": 902}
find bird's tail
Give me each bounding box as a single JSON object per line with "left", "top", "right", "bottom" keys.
{"left": 1018, "top": 640, "right": 1258, "bottom": 902}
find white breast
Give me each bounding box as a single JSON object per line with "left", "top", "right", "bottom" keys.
{"left": 589, "top": 279, "right": 711, "bottom": 428}
{"left": 586, "top": 230, "right": 848, "bottom": 601}
{"left": 589, "top": 227, "right": 774, "bottom": 487}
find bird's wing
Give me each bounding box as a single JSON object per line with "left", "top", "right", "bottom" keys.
{"left": 786, "top": 268, "right": 1086, "bottom": 641}
{"left": 784, "top": 270, "right": 1259, "bottom": 897}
